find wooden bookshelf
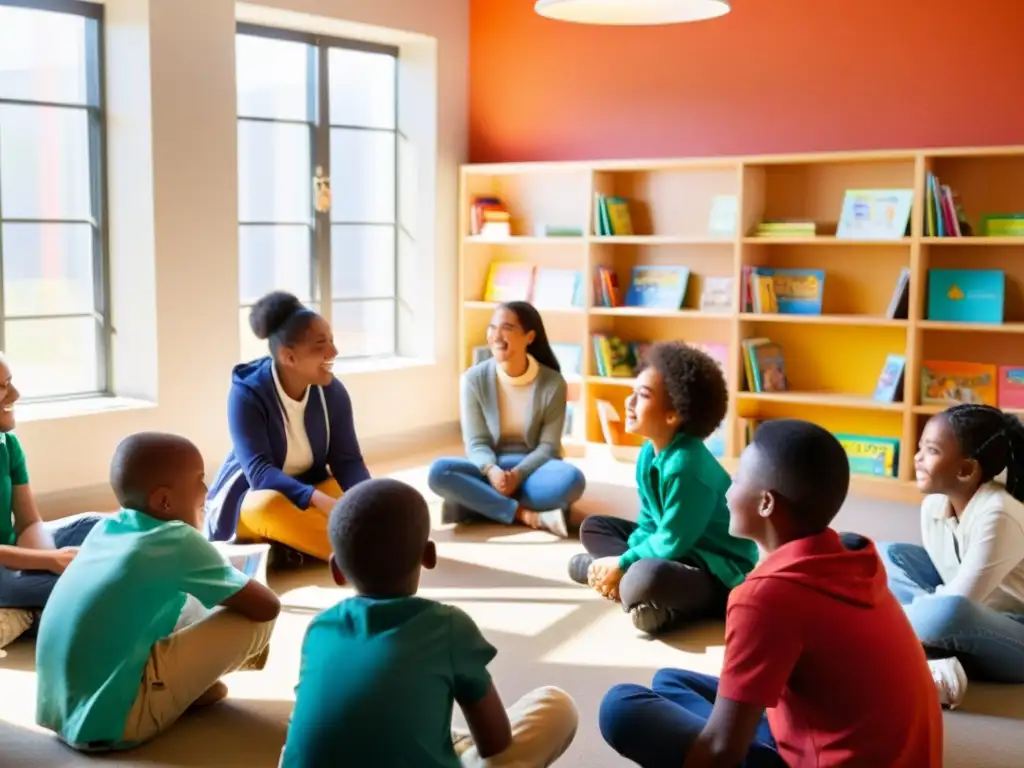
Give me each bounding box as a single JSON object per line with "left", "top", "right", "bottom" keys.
{"left": 458, "top": 146, "right": 1024, "bottom": 504}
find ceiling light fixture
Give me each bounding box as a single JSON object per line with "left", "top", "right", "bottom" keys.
{"left": 535, "top": 0, "right": 731, "bottom": 25}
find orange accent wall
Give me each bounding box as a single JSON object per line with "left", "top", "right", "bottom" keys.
{"left": 469, "top": 0, "right": 1024, "bottom": 163}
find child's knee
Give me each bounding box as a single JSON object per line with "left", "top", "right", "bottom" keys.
{"left": 619, "top": 558, "right": 669, "bottom": 605}
{"left": 534, "top": 686, "right": 578, "bottom": 734}
{"left": 598, "top": 683, "right": 648, "bottom": 746}
{"left": 908, "top": 594, "right": 976, "bottom": 645}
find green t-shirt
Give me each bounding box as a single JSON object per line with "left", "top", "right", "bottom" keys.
{"left": 281, "top": 596, "right": 496, "bottom": 768}
{"left": 621, "top": 432, "right": 759, "bottom": 588}
{"left": 35, "top": 509, "right": 250, "bottom": 748}
{"left": 0, "top": 432, "right": 29, "bottom": 546}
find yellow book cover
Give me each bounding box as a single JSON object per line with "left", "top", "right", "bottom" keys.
{"left": 606, "top": 197, "right": 634, "bottom": 236}
{"left": 483, "top": 262, "right": 534, "bottom": 303}
{"left": 920, "top": 361, "right": 997, "bottom": 406}
{"left": 754, "top": 275, "right": 778, "bottom": 313}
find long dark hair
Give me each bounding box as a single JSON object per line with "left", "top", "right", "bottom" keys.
{"left": 942, "top": 404, "right": 1024, "bottom": 501}
{"left": 500, "top": 301, "right": 561, "bottom": 374}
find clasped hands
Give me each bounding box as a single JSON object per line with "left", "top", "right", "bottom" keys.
{"left": 485, "top": 465, "right": 521, "bottom": 497}
{"left": 587, "top": 556, "right": 623, "bottom": 602}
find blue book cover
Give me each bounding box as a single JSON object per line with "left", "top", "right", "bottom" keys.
{"left": 927, "top": 269, "right": 1005, "bottom": 324}
{"left": 753, "top": 268, "right": 825, "bottom": 314}
{"left": 625, "top": 266, "right": 690, "bottom": 309}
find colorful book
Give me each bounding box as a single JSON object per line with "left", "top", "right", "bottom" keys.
{"left": 483, "top": 262, "right": 534, "bottom": 303}
{"left": 921, "top": 361, "right": 997, "bottom": 406}
{"left": 836, "top": 189, "right": 913, "bottom": 240}
{"left": 699, "top": 276, "right": 735, "bottom": 313}
{"left": 742, "top": 338, "right": 786, "bottom": 393}
{"left": 624, "top": 266, "right": 690, "bottom": 309}
{"left": 749, "top": 268, "right": 824, "bottom": 315}
{"left": 926, "top": 269, "right": 1005, "bottom": 324}
{"left": 998, "top": 366, "right": 1024, "bottom": 409}
{"left": 834, "top": 434, "right": 900, "bottom": 478}
{"left": 873, "top": 354, "right": 906, "bottom": 402}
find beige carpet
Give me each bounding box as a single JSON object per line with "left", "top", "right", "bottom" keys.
{"left": 1, "top": 447, "right": 1022, "bottom": 766}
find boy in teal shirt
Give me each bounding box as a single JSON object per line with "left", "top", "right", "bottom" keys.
{"left": 281, "top": 477, "right": 578, "bottom": 767}
{"left": 569, "top": 342, "right": 758, "bottom": 634}
{"left": 35, "top": 432, "right": 280, "bottom": 751}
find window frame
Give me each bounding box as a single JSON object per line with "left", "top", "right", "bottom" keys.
{"left": 0, "top": 0, "right": 111, "bottom": 401}
{"left": 235, "top": 22, "right": 401, "bottom": 361}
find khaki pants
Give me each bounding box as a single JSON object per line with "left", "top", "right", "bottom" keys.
{"left": 454, "top": 686, "right": 578, "bottom": 767}
{"left": 119, "top": 607, "right": 275, "bottom": 747}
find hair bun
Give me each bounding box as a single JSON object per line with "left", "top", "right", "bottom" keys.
{"left": 249, "top": 291, "right": 304, "bottom": 340}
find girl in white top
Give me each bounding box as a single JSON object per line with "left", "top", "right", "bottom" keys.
{"left": 879, "top": 404, "right": 1024, "bottom": 709}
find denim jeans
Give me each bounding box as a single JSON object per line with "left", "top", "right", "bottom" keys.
{"left": 0, "top": 512, "right": 103, "bottom": 610}
{"left": 877, "top": 541, "right": 1024, "bottom": 683}
{"left": 427, "top": 454, "right": 586, "bottom": 524}
{"left": 599, "top": 669, "right": 784, "bottom": 768}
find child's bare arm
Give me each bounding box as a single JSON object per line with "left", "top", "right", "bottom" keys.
{"left": 220, "top": 580, "right": 281, "bottom": 623}
{"left": 457, "top": 682, "right": 512, "bottom": 759}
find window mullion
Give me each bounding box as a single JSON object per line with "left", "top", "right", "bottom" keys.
{"left": 313, "top": 42, "right": 332, "bottom": 322}
{"left": 0, "top": 131, "right": 6, "bottom": 354}
{"left": 392, "top": 57, "right": 400, "bottom": 357}
{"left": 85, "top": 11, "right": 110, "bottom": 393}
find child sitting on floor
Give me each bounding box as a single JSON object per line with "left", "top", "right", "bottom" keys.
{"left": 599, "top": 419, "right": 943, "bottom": 767}
{"left": 568, "top": 341, "right": 758, "bottom": 634}
{"left": 877, "top": 403, "right": 1024, "bottom": 708}
{"left": 35, "top": 432, "right": 280, "bottom": 752}
{"left": 280, "top": 477, "right": 578, "bottom": 767}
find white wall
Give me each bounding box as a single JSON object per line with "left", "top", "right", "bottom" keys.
{"left": 17, "top": 0, "right": 467, "bottom": 510}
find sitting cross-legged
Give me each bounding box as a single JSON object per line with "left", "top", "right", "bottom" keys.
{"left": 568, "top": 342, "right": 757, "bottom": 634}
{"left": 599, "top": 419, "right": 943, "bottom": 768}
{"left": 873, "top": 404, "right": 1024, "bottom": 709}
{"left": 205, "top": 291, "right": 371, "bottom": 567}
{"left": 35, "top": 432, "right": 280, "bottom": 752}
{"left": 428, "top": 301, "right": 586, "bottom": 538}
{"left": 280, "top": 477, "right": 578, "bottom": 768}
{"left": 0, "top": 353, "right": 102, "bottom": 652}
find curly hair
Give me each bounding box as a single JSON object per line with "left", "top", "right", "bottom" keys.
{"left": 639, "top": 341, "right": 728, "bottom": 440}
{"left": 941, "top": 404, "right": 1024, "bottom": 501}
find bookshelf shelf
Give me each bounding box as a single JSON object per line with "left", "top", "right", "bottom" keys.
{"left": 460, "top": 145, "right": 1024, "bottom": 504}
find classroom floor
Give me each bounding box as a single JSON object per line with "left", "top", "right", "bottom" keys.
{"left": 1, "top": 445, "right": 1022, "bottom": 767}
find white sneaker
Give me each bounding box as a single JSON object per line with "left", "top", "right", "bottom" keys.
{"left": 535, "top": 509, "right": 569, "bottom": 538}
{"left": 0, "top": 608, "right": 34, "bottom": 656}
{"left": 929, "top": 657, "right": 968, "bottom": 709}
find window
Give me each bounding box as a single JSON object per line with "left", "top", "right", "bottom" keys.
{"left": 235, "top": 25, "right": 400, "bottom": 364}
{"left": 0, "top": 0, "right": 107, "bottom": 400}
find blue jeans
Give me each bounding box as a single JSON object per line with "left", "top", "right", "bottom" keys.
{"left": 878, "top": 541, "right": 1024, "bottom": 683}
{"left": 427, "top": 454, "right": 586, "bottom": 524}
{"left": 600, "top": 669, "right": 784, "bottom": 768}
{"left": 0, "top": 512, "right": 103, "bottom": 610}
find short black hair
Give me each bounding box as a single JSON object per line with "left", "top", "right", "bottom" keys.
{"left": 641, "top": 341, "right": 728, "bottom": 440}
{"left": 109, "top": 432, "right": 200, "bottom": 512}
{"left": 941, "top": 404, "right": 1024, "bottom": 501}
{"left": 748, "top": 419, "right": 850, "bottom": 531}
{"left": 327, "top": 478, "right": 431, "bottom": 595}
{"left": 248, "top": 291, "right": 320, "bottom": 356}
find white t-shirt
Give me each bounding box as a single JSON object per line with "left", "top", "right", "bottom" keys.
{"left": 271, "top": 363, "right": 315, "bottom": 478}
{"left": 921, "top": 481, "right": 1024, "bottom": 613}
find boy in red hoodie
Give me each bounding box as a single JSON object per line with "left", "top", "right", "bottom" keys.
{"left": 598, "top": 418, "right": 943, "bottom": 767}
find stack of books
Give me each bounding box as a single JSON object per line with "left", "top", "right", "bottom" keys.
{"left": 752, "top": 220, "right": 817, "bottom": 238}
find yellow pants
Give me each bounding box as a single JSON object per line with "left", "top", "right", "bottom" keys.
{"left": 235, "top": 478, "right": 341, "bottom": 562}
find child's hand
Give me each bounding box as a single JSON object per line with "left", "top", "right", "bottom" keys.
{"left": 501, "top": 469, "right": 522, "bottom": 495}
{"left": 588, "top": 557, "right": 623, "bottom": 600}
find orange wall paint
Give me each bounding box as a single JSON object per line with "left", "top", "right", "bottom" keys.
{"left": 469, "top": 0, "right": 1024, "bottom": 163}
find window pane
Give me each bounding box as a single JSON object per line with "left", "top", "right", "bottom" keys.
{"left": 236, "top": 34, "right": 310, "bottom": 121}
{"left": 239, "top": 225, "right": 312, "bottom": 304}
{"left": 328, "top": 48, "right": 395, "bottom": 129}
{"left": 238, "top": 120, "right": 311, "bottom": 223}
{"left": 330, "top": 128, "right": 395, "bottom": 223}
{"left": 6, "top": 316, "right": 98, "bottom": 397}
{"left": 0, "top": 104, "right": 92, "bottom": 220}
{"left": 0, "top": 6, "right": 89, "bottom": 104}
{"left": 2, "top": 223, "right": 94, "bottom": 316}
{"left": 331, "top": 225, "right": 394, "bottom": 299}
{"left": 332, "top": 299, "right": 395, "bottom": 358}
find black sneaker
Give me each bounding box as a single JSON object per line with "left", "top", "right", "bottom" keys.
{"left": 630, "top": 603, "right": 679, "bottom": 634}
{"left": 567, "top": 553, "right": 593, "bottom": 585}
{"left": 268, "top": 542, "right": 305, "bottom": 571}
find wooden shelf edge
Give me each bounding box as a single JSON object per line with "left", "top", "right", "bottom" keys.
{"left": 735, "top": 392, "right": 903, "bottom": 411}
{"left": 742, "top": 236, "right": 912, "bottom": 246}
{"left": 740, "top": 313, "right": 907, "bottom": 327}
{"left": 921, "top": 237, "right": 1024, "bottom": 246}
{"left": 918, "top": 320, "right": 1024, "bottom": 334}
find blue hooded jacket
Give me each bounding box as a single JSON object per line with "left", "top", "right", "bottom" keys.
{"left": 204, "top": 357, "right": 371, "bottom": 542}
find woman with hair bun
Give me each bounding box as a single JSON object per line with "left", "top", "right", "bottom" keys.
{"left": 204, "top": 291, "right": 370, "bottom": 565}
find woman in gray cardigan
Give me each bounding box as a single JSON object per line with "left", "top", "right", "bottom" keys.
{"left": 428, "top": 302, "right": 586, "bottom": 537}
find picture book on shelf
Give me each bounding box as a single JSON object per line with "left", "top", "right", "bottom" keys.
{"left": 873, "top": 354, "right": 906, "bottom": 403}
{"left": 886, "top": 268, "right": 911, "bottom": 319}
{"left": 532, "top": 268, "right": 583, "bottom": 309}
{"left": 920, "top": 361, "right": 997, "bottom": 406}
{"left": 742, "top": 338, "right": 787, "bottom": 393}
{"left": 592, "top": 334, "right": 644, "bottom": 378}
{"left": 743, "top": 268, "right": 825, "bottom": 315}
{"left": 700, "top": 276, "right": 735, "bottom": 313}
{"left": 835, "top": 189, "right": 913, "bottom": 240}
{"left": 594, "top": 194, "right": 634, "bottom": 236}
{"left": 752, "top": 220, "right": 817, "bottom": 238}
{"left": 625, "top": 265, "right": 690, "bottom": 309}
{"left": 483, "top": 262, "right": 533, "bottom": 303}
{"left": 708, "top": 195, "right": 737, "bottom": 237}
{"left": 834, "top": 434, "right": 900, "bottom": 478}
{"left": 927, "top": 269, "right": 1005, "bottom": 324}
{"left": 594, "top": 265, "right": 623, "bottom": 307}
{"left": 470, "top": 196, "right": 511, "bottom": 238}
{"left": 998, "top": 366, "right": 1024, "bottom": 409}
{"left": 925, "top": 172, "right": 972, "bottom": 237}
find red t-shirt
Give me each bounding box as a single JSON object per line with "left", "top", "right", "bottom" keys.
{"left": 718, "top": 529, "right": 943, "bottom": 767}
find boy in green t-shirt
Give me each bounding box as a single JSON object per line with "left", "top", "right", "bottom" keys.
{"left": 35, "top": 432, "right": 280, "bottom": 751}
{"left": 568, "top": 342, "right": 758, "bottom": 634}
{"left": 280, "top": 477, "right": 578, "bottom": 767}
{"left": 0, "top": 355, "right": 102, "bottom": 652}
